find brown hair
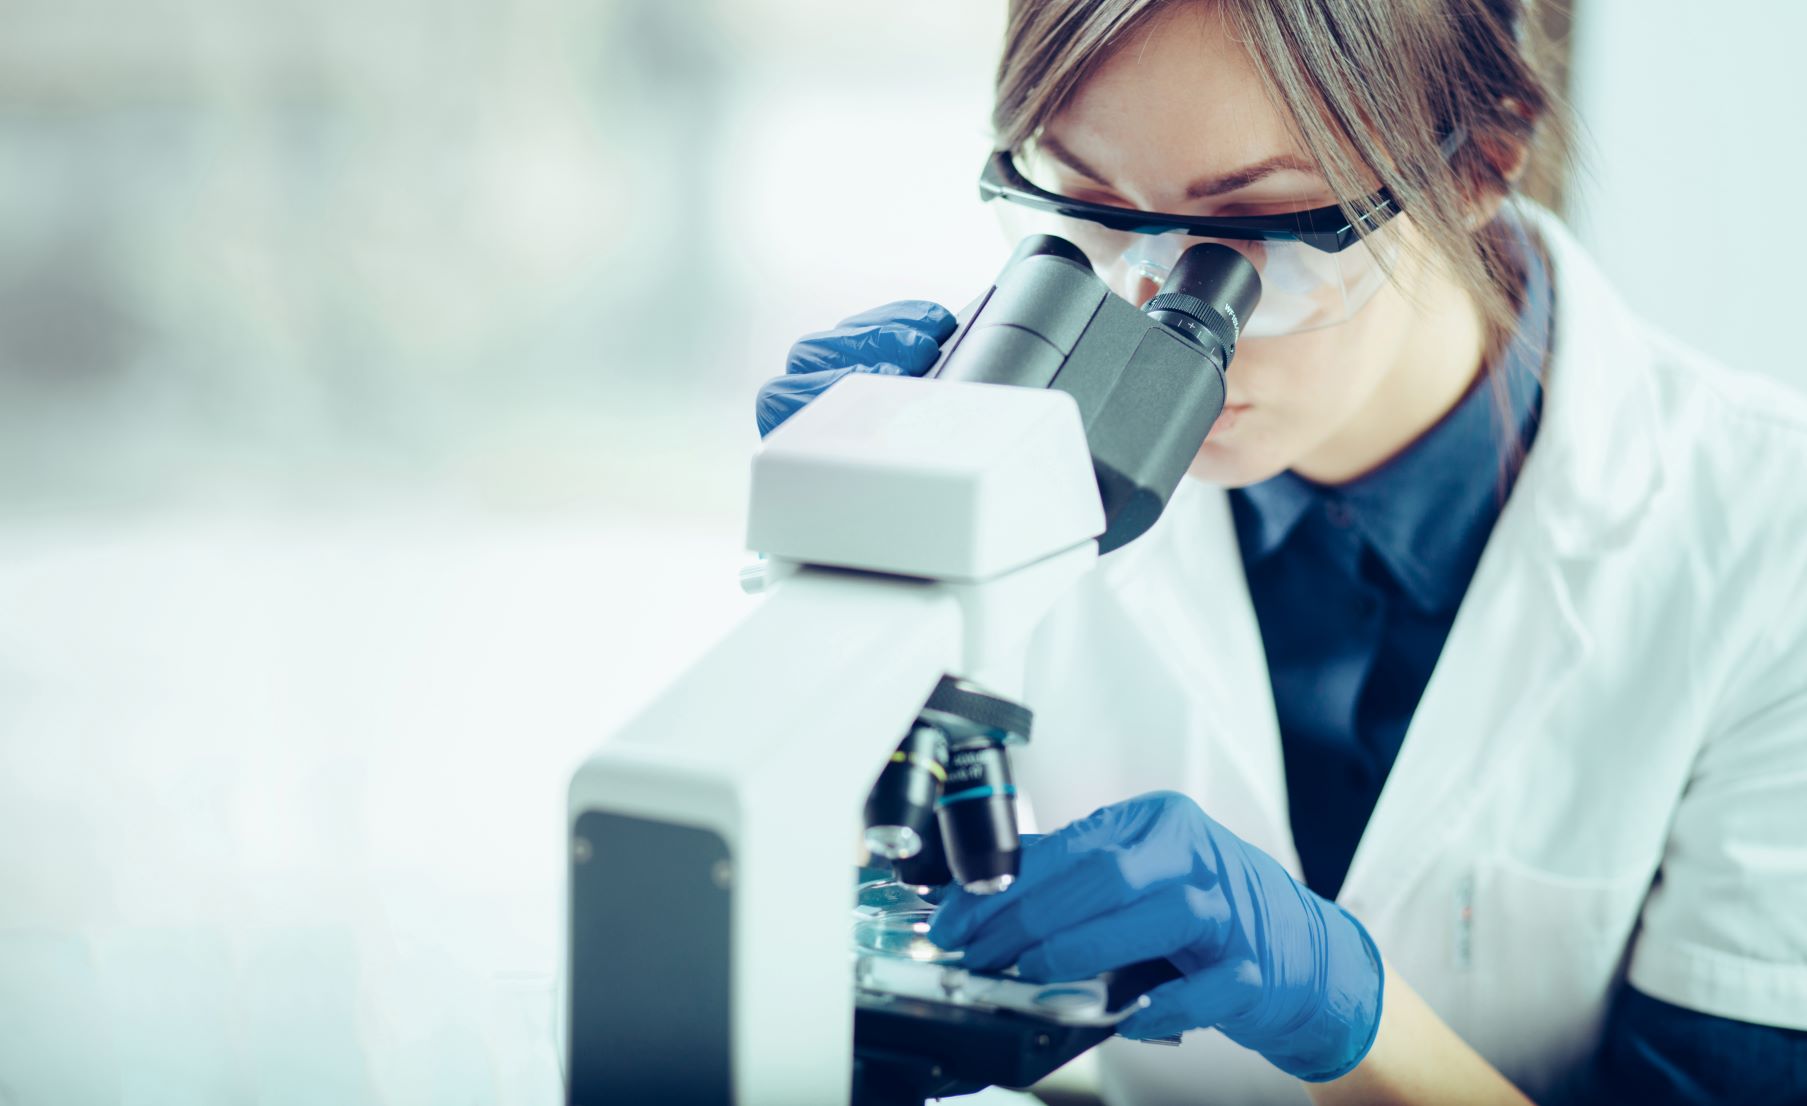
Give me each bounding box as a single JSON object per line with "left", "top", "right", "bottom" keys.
{"left": 993, "top": 0, "right": 1574, "bottom": 369}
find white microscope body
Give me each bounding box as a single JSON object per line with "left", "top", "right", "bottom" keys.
{"left": 566, "top": 372, "right": 1109, "bottom": 1104}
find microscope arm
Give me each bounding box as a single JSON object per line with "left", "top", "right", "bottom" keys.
{"left": 567, "top": 565, "right": 963, "bottom": 1103}
{"left": 567, "top": 374, "right": 1107, "bottom": 1104}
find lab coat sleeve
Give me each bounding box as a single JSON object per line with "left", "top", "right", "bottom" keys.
{"left": 1626, "top": 584, "right": 1807, "bottom": 1030}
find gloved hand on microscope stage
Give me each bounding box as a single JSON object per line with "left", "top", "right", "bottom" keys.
{"left": 928, "top": 790, "right": 1385, "bottom": 1083}
{"left": 755, "top": 300, "right": 957, "bottom": 437}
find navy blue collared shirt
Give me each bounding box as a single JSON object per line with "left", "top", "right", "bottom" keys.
{"left": 1230, "top": 227, "right": 1550, "bottom": 902}
{"left": 1226, "top": 217, "right": 1806, "bottom": 1103}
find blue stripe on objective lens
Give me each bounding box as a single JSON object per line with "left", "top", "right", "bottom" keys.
{"left": 937, "top": 785, "right": 1018, "bottom": 807}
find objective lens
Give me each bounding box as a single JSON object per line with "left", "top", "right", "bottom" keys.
{"left": 863, "top": 825, "right": 921, "bottom": 861}
{"left": 892, "top": 816, "right": 954, "bottom": 893}
{"left": 863, "top": 724, "right": 949, "bottom": 861}
{"left": 936, "top": 739, "right": 1021, "bottom": 895}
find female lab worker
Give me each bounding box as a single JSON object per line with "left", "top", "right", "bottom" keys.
{"left": 756, "top": 1, "right": 1807, "bottom": 1102}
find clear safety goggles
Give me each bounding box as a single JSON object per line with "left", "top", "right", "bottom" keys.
{"left": 978, "top": 145, "right": 1406, "bottom": 339}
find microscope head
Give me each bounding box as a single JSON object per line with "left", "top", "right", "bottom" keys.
{"left": 931, "top": 234, "right": 1261, "bottom": 553}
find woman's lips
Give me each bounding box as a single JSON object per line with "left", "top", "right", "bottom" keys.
{"left": 1210, "top": 403, "right": 1252, "bottom": 435}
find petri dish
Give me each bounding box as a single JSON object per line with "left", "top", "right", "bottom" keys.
{"left": 851, "top": 910, "right": 962, "bottom": 963}
{"left": 854, "top": 878, "right": 934, "bottom": 918}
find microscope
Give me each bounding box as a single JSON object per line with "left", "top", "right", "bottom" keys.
{"left": 566, "top": 233, "right": 1260, "bottom": 1104}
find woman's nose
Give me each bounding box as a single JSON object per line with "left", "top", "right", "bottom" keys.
{"left": 1129, "top": 272, "right": 1161, "bottom": 307}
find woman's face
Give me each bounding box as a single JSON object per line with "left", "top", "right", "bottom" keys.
{"left": 1035, "top": 2, "right": 1446, "bottom": 487}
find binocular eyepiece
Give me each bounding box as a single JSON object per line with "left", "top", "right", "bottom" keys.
{"left": 986, "top": 233, "right": 1260, "bottom": 380}
{"left": 863, "top": 677, "right": 1033, "bottom": 895}
{"left": 929, "top": 233, "right": 1261, "bottom": 554}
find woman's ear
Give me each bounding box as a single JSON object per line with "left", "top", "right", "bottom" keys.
{"left": 1466, "top": 97, "right": 1534, "bottom": 226}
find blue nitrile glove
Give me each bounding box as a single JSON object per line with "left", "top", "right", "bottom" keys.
{"left": 755, "top": 300, "right": 957, "bottom": 437}
{"left": 927, "top": 791, "right": 1384, "bottom": 1083}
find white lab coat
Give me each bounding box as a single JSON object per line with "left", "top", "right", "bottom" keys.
{"left": 1013, "top": 207, "right": 1807, "bottom": 1104}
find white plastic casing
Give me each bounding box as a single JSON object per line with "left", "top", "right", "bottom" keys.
{"left": 570, "top": 370, "right": 1109, "bottom": 1102}
{"left": 747, "top": 374, "right": 1107, "bottom": 582}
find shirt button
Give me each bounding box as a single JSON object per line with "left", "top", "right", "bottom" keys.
{"left": 1324, "top": 501, "right": 1355, "bottom": 528}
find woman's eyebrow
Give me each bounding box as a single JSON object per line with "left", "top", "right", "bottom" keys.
{"left": 1037, "top": 135, "right": 1113, "bottom": 184}
{"left": 1183, "top": 154, "right": 1322, "bottom": 199}
{"left": 1038, "top": 135, "right": 1321, "bottom": 200}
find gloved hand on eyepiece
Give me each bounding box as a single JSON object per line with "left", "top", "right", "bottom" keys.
{"left": 754, "top": 300, "right": 957, "bottom": 437}
{"left": 927, "top": 790, "right": 1385, "bottom": 1083}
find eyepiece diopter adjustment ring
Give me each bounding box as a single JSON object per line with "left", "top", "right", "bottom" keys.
{"left": 1144, "top": 292, "right": 1241, "bottom": 356}
{"left": 921, "top": 676, "right": 1033, "bottom": 745}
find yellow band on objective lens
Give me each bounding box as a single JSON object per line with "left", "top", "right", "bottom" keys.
{"left": 890, "top": 749, "right": 947, "bottom": 782}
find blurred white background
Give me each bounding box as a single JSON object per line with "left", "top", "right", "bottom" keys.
{"left": 0, "top": 3, "right": 1008, "bottom": 1102}
{"left": 1567, "top": 0, "right": 1807, "bottom": 391}
{"left": 0, "top": 0, "right": 1799, "bottom": 1103}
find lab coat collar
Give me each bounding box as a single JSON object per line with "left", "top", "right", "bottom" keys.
{"left": 1512, "top": 203, "right": 1666, "bottom": 559}
{"left": 1336, "top": 206, "right": 1655, "bottom": 910}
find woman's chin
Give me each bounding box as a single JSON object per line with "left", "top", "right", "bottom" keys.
{"left": 1188, "top": 429, "right": 1291, "bottom": 490}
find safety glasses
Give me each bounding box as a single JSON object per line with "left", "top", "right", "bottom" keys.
{"left": 979, "top": 145, "right": 1409, "bottom": 339}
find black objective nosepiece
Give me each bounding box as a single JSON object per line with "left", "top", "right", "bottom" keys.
{"left": 1142, "top": 243, "right": 1262, "bottom": 369}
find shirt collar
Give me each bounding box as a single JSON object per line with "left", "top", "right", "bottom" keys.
{"left": 1235, "top": 212, "right": 1553, "bottom": 613}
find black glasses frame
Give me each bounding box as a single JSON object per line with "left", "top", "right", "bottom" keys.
{"left": 979, "top": 150, "right": 1399, "bottom": 254}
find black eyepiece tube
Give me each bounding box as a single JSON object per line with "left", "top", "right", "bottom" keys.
{"left": 1143, "top": 243, "right": 1262, "bottom": 368}
{"left": 1006, "top": 233, "right": 1093, "bottom": 271}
